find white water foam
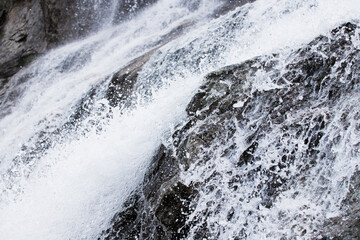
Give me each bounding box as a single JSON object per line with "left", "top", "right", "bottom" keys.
{"left": 0, "top": 0, "right": 359, "bottom": 239}
{"left": 0, "top": 73, "right": 201, "bottom": 239}
{"left": 0, "top": 0, "right": 219, "bottom": 238}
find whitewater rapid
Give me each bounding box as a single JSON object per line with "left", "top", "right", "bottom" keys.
{"left": 0, "top": 0, "right": 359, "bottom": 239}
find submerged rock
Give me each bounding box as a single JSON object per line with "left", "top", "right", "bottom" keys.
{"left": 101, "top": 22, "right": 360, "bottom": 239}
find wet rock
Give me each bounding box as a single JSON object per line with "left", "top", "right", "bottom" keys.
{"left": 181, "top": 22, "right": 360, "bottom": 238}
{"left": 237, "top": 141, "right": 258, "bottom": 167}
{"left": 101, "top": 145, "right": 197, "bottom": 240}
{"left": 107, "top": 47, "right": 160, "bottom": 108}
{"left": 212, "top": 0, "right": 256, "bottom": 18}
{"left": 106, "top": 19, "right": 196, "bottom": 109}
{"left": 40, "top": 0, "right": 115, "bottom": 48}
{"left": 41, "top": 0, "right": 160, "bottom": 48}
{"left": 112, "top": 0, "right": 158, "bottom": 24}
{"left": 155, "top": 182, "right": 196, "bottom": 232}
{"left": 0, "top": 52, "right": 40, "bottom": 79}
{"left": 0, "top": 0, "right": 46, "bottom": 79}
{"left": 143, "top": 145, "right": 179, "bottom": 201}
{"left": 101, "top": 192, "right": 142, "bottom": 240}
{"left": 0, "top": 0, "right": 160, "bottom": 80}
{"left": 101, "top": 22, "right": 360, "bottom": 239}
{"left": 318, "top": 171, "right": 360, "bottom": 240}
{"left": 0, "top": 9, "right": 6, "bottom": 27}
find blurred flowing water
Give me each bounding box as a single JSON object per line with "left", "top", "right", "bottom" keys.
{"left": 0, "top": 0, "right": 359, "bottom": 239}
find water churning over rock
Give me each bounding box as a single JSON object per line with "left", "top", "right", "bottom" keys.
{"left": 0, "top": 0, "right": 360, "bottom": 239}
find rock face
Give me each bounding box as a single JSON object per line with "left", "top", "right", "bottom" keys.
{"left": 0, "top": 0, "right": 46, "bottom": 79}
{"left": 107, "top": 47, "right": 160, "bottom": 108}
{"left": 0, "top": 0, "right": 159, "bottom": 80}
{"left": 112, "top": 0, "right": 158, "bottom": 24}
{"left": 100, "top": 22, "right": 360, "bottom": 239}
{"left": 40, "top": 0, "right": 112, "bottom": 48}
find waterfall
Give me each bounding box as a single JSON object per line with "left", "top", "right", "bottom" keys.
{"left": 0, "top": 0, "right": 359, "bottom": 239}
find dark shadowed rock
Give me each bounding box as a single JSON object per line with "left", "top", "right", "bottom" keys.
{"left": 0, "top": 0, "right": 46, "bottom": 79}
{"left": 0, "top": 9, "right": 6, "bottom": 27}
{"left": 101, "top": 145, "right": 198, "bottom": 240}
{"left": 106, "top": 18, "right": 195, "bottom": 109}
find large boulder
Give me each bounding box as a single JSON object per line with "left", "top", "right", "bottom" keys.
{"left": 100, "top": 22, "right": 360, "bottom": 239}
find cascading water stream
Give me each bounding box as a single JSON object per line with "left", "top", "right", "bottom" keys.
{"left": 0, "top": 0, "right": 359, "bottom": 239}
{"left": 0, "top": 1, "right": 221, "bottom": 238}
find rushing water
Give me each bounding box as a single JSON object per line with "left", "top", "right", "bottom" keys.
{"left": 0, "top": 0, "right": 359, "bottom": 239}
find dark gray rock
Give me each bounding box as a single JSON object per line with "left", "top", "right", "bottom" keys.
{"left": 180, "top": 22, "right": 360, "bottom": 238}
{"left": 0, "top": 0, "right": 46, "bottom": 79}
{"left": 101, "top": 22, "right": 360, "bottom": 239}
{"left": 112, "top": 0, "right": 158, "bottom": 24}
{"left": 212, "top": 0, "right": 256, "bottom": 18}
{"left": 0, "top": 9, "right": 6, "bottom": 27}
{"left": 100, "top": 145, "right": 198, "bottom": 240}
{"left": 107, "top": 47, "right": 160, "bottom": 108}
{"left": 0, "top": 0, "right": 160, "bottom": 80}
{"left": 318, "top": 170, "right": 360, "bottom": 240}
{"left": 39, "top": 0, "right": 114, "bottom": 48}
{"left": 39, "top": 0, "right": 160, "bottom": 48}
